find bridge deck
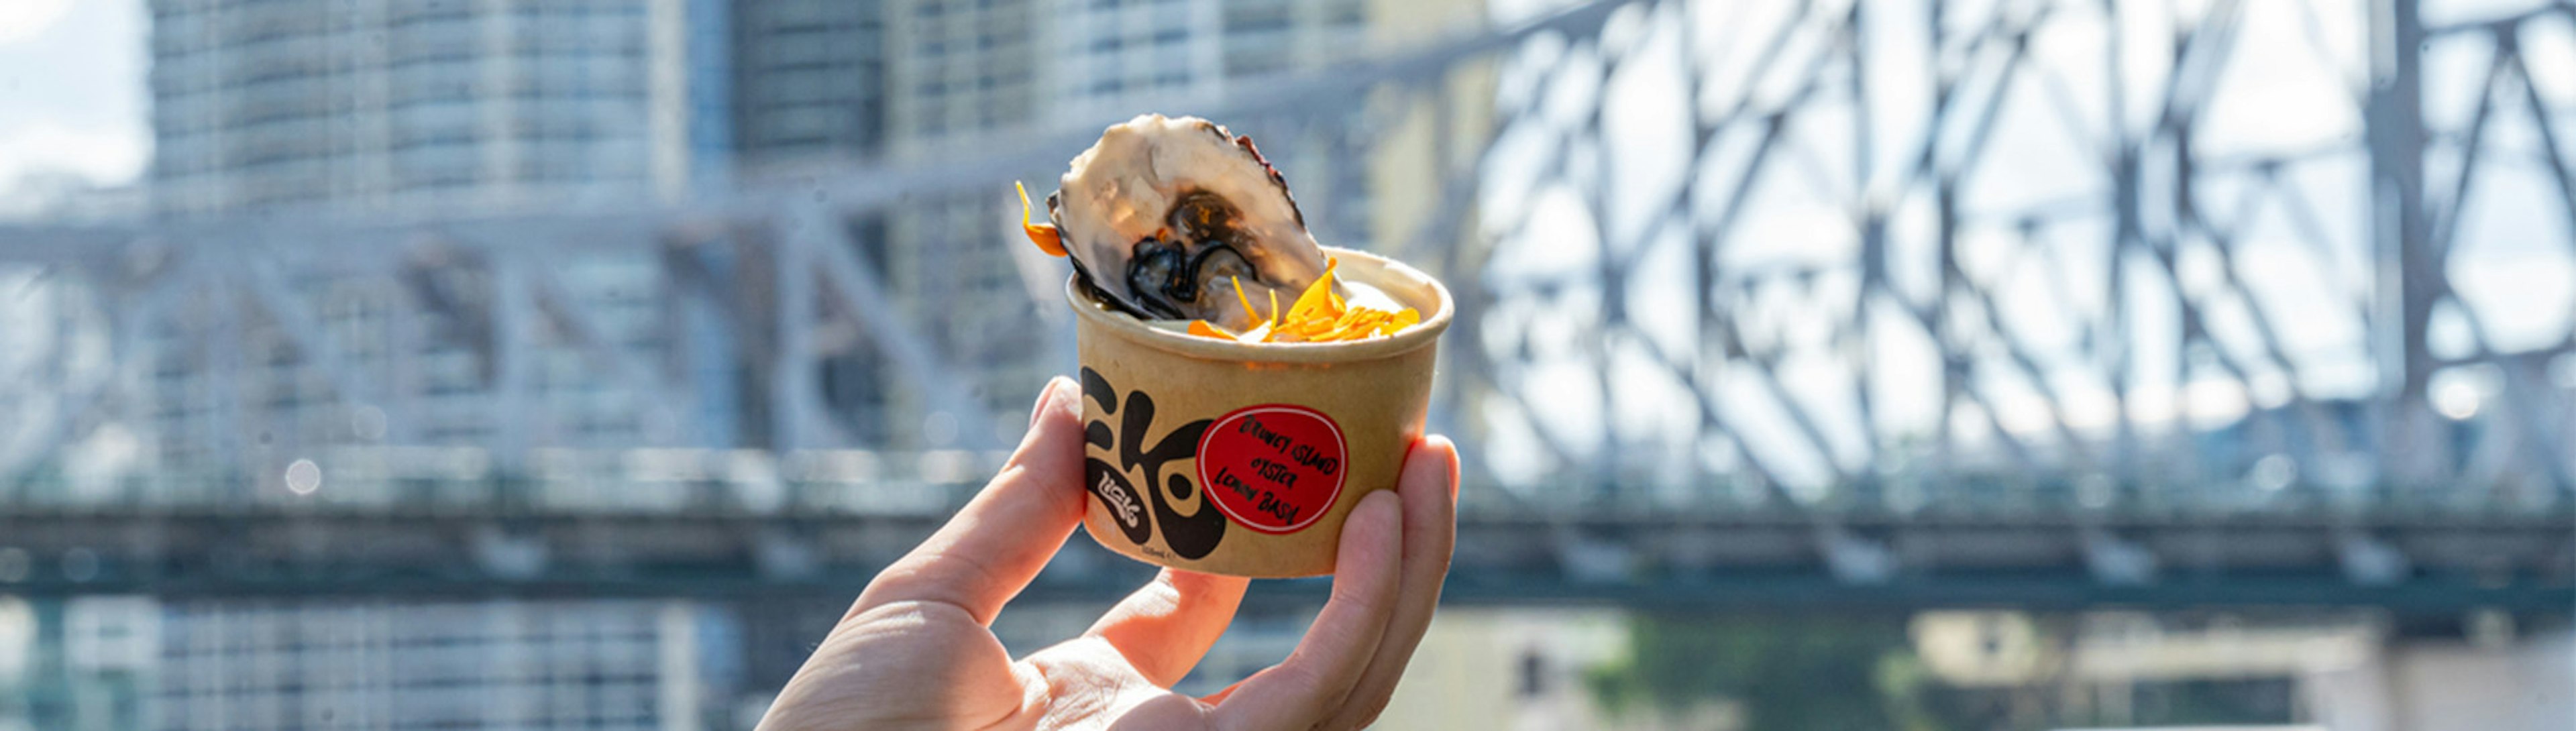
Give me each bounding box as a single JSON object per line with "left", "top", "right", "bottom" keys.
{"left": 7, "top": 502, "right": 2564, "bottom": 614}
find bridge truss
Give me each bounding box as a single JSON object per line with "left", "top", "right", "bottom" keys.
{"left": 0, "top": 0, "right": 2570, "bottom": 608}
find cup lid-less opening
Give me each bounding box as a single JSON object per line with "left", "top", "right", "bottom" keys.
{"left": 1064, "top": 247, "right": 1454, "bottom": 364}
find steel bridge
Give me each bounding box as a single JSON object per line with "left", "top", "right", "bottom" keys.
{"left": 1, "top": 0, "right": 2572, "bottom": 613}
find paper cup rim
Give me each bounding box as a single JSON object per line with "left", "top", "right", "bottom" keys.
{"left": 1065, "top": 247, "right": 1454, "bottom": 363}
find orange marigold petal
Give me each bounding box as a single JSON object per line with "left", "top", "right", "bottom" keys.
{"left": 1377, "top": 311, "right": 1411, "bottom": 336}
{"left": 1289, "top": 272, "right": 1336, "bottom": 322}
{"left": 1016, "top": 182, "right": 1066, "bottom": 257}
{"left": 1231, "top": 277, "right": 1258, "bottom": 327}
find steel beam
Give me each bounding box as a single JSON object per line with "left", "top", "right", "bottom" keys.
{"left": 0, "top": 505, "right": 2562, "bottom": 615}
{"left": 2369, "top": 0, "right": 2445, "bottom": 488}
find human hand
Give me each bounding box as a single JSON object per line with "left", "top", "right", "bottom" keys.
{"left": 756, "top": 376, "right": 1460, "bottom": 731}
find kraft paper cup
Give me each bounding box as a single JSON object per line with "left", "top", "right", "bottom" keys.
{"left": 1069, "top": 247, "right": 1452, "bottom": 578}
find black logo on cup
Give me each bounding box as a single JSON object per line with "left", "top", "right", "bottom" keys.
{"left": 1080, "top": 368, "right": 1227, "bottom": 559}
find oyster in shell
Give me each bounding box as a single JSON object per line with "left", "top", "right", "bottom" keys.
{"left": 1042, "top": 114, "right": 1331, "bottom": 330}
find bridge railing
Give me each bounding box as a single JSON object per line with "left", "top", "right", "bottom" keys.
{"left": 3, "top": 449, "right": 2561, "bottom": 522}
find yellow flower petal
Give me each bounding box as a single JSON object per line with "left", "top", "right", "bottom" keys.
{"left": 1336, "top": 306, "right": 1378, "bottom": 331}
{"left": 1169, "top": 258, "right": 1425, "bottom": 343}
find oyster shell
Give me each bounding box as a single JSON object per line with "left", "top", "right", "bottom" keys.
{"left": 1045, "top": 114, "right": 1331, "bottom": 330}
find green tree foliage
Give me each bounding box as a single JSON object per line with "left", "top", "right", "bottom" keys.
{"left": 1583, "top": 611, "right": 2303, "bottom": 730}
{"left": 1583, "top": 612, "right": 1955, "bottom": 731}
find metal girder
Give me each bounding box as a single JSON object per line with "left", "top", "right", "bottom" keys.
{"left": 1460, "top": 0, "right": 2575, "bottom": 509}
{"left": 526, "top": 264, "right": 669, "bottom": 413}
{"left": 2369, "top": 0, "right": 2442, "bottom": 488}
{"left": 790, "top": 203, "right": 1007, "bottom": 452}
{"left": 0, "top": 0, "right": 2571, "bottom": 530}
{"left": 0, "top": 505, "right": 2562, "bottom": 614}
{"left": 769, "top": 208, "right": 828, "bottom": 451}
{"left": 232, "top": 262, "right": 380, "bottom": 414}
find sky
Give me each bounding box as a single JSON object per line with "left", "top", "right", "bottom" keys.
{"left": 0, "top": 0, "right": 148, "bottom": 189}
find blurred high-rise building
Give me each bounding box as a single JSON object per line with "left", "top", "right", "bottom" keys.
{"left": 882, "top": 0, "right": 1034, "bottom": 148}
{"left": 133, "top": 0, "right": 751, "bottom": 485}
{"left": 871, "top": 0, "right": 1388, "bottom": 154}
{"left": 145, "top": 0, "right": 735, "bottom": 219}
{"left": 1013, "top": 0, "right": 1373, "bottom": 125}
{"left": 4, "top": 597, "right": 739, "bottom": 731}
{"left": 108, "top": 14, "right": 702, "bottom": 720}
{"left": 156, "top": 600, "right": 733, "bottom": 731}
{"left": 729, "top": 0, "right": 886, "bottom": 166}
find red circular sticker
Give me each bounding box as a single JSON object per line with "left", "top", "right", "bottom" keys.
{"left": 1195, "top": 404, "right": 1348, "bottom": 535}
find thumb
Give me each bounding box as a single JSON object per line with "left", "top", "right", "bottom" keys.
{"left": 851, "top": 376, "right": 1090, "bottom": 624}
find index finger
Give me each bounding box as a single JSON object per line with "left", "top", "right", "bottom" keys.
{"left": 851, "top": 377, "right": 1089, "bottom": 625}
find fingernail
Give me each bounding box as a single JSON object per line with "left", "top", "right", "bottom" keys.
{"left": 1440, "top": 439, "right": 1460, "bottom": 501}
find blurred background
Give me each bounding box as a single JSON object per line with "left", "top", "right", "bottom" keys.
{"left": 1, "top": 0, "right": 2571, "bottom": 728}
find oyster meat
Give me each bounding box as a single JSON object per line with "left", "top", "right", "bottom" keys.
{"left": 1037, "top": 114, "right": 1332, "bottom": 331}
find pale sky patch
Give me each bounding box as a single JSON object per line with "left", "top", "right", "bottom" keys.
{"left": 0, "top": 0, "right": 73, "bottom": 45}
{"left": 0, "top": 0, "right": 148, "bottom": 187}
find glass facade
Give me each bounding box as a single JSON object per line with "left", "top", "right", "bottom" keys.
{"left": 147, "top": 0, "right": 683, "bottom": 219}
{"left": 728, "top": 0, "right": 882, "bottom": 166}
